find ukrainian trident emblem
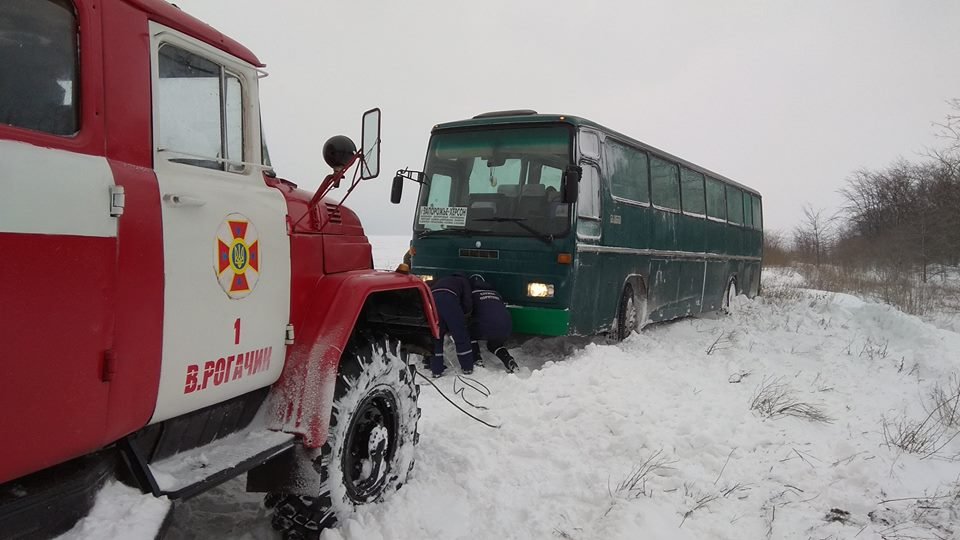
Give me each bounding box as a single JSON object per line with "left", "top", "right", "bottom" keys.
{"left": 214, "top": 213, "right": 260, "bottom": 299}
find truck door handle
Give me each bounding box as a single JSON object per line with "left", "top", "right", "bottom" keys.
{"left": 163, "top": 194, "right": 206, "bottom": 207}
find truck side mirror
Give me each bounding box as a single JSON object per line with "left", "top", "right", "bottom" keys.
{"left": 562, "top": 164, "right": 581, "bottom": 204}
{"left": 360, "top": 108, "right": 381, "bottom": 180}
{"left": 390, "top": 173, "right": 403, "bottom": 204}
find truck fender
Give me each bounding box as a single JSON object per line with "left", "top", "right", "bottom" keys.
{"left": 265, "top": 270, "right": 438, "bottom": 447}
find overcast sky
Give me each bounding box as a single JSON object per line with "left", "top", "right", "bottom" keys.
{"left": 175, "top": 0, "right": 960, "bottom": 236}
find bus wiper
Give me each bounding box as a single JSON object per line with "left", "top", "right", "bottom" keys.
{"left": 416, "top": 228, "right": 474, "bottom": 239}
{"left": 473, "top": 217, "right": 554, "bottom": 245}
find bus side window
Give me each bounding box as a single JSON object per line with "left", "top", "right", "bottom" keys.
{"left": 752, "top": 195, "right": 762, "bottom": 230}
{"left": 0, "top": 0, "right": 79, "bottom": 136}
{"left": 427, "top": 174, "right": 452, "bottom": 206}
{"left": 726, "top": 185, "right": 744, "bottom": 225}
{"left": 743, "top": 191, "right": 753, "bottom": 228}
{"left": 706, "top": 177, "right": 726, "bottom": 221}
{"left": 650, "top": 156, "right": 680, "bottom": 211}
{"left": 680, "top": 168, "right": 705, "bottom": 216}
{"left": 577, "top": 163, "right": 601, "bottom": 238}
{"left": 605, "top": 140, "right": 649, "bottom": 204}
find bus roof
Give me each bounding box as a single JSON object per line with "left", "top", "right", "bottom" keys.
{"left": 124, "top": 0, "right": 264, "bottom": 67}
{"left": 432, "top": 112, "right": 761, "bottom": 197}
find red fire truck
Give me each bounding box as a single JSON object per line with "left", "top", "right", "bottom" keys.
{"left": 0, "top": 1, "right": 438, "bottom": 538}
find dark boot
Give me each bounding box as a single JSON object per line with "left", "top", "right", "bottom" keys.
{"left": 494, "top": 348, "right": 518, "bottom": 373}
{"left": 430, "top": 355, "right": 446, "bottom": 378}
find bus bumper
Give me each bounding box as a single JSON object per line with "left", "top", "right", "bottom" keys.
{"left": 507, "top": 306, "right": 569, "bottom": 337}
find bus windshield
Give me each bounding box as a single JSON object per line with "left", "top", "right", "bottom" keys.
{"left": 416, "top": 125, "right": 573, "bottom": 239}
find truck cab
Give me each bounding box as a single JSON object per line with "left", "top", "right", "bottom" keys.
{"left": 0, "top": 1, "right": 436, "bottom": 537}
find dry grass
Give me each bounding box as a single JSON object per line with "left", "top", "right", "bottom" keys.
{"left": 613, "top": 449, "right": 676, "bottom": 499}
{"left": 930, "top": 374, "right": 960, "bottom": 430}
{"left": 750, "top": 377, "right": 832, "bottom": 423}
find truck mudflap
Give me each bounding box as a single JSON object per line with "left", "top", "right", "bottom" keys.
{"left": 266, "top": 270, "right": 438, "bottom": 447}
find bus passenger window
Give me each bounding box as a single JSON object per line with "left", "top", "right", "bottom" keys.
{"left": 650, "top": 157, "right": 680, "bottom": 210}
{"left": 743, "top": 191, "right": 753, "bottom": 228}
{"left": 752, "top": 195, "right": 762, "bottom": 229}
{"left": 604, "top": 140, "right": 649, "bottom": 203}
{"left": 680, "top": 168, "right": 705, "bottom": 216}
{"left": 726, "top": 185, "right": 744, "bottom": 225}
{"left": 0, "top": 0, "right": 79, "bottom": 135}
{"left": 706, "top": 177, "right": 726, "bottom": 220}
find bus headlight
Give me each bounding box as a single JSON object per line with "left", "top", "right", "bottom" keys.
{"left": 415, "top": 274, "right": 434, "bottom": 282}
{"left": 526, "top": 282, "right": 554, "bottom": 298}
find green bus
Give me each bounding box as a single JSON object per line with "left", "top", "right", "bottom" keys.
{"left": 391, "top": 110, "right": 762, "bottom": 339}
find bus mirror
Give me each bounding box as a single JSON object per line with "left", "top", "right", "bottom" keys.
{"left": 390, "top": 173, "right": 403, "bottom": 204}
{"left": 562, "top": 165, "right": 581, "bottom": 204}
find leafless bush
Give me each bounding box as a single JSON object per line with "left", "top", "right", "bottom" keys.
{"left": 930, "top": 374, "right": 960, "bottom": 430}
{"left": 882, "top": 404, "right": 959, "bottom": 457}
{"left": 761, "top": 283, "right": 805, "bottom": 306}
{"left": 750, "top": 377, "right": 832, "bottom": 423}
{"left": 613, "top": 449, "right": 675, "bottom": 498}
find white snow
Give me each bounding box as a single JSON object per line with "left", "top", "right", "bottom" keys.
{"left": 68, "top": 236, "right": 960, "bottom": 539}
{"left": 57, "top": 481, "right": 170, "bottom": 540}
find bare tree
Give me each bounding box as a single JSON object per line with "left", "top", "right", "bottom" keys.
{"left": 792, "top": 205, "right": 835, "bottom": 268}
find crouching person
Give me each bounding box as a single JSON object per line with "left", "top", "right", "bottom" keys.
{"left": 469, "top": 274, "right": 519, "bottom": 373}
{"left": 429, "top": 273, "right": 475, "bottom": 377}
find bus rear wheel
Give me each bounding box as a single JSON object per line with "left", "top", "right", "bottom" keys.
{"left": 616, "top": 284, "right": 646, "bottom": 341}
{"left": 722, "top": 279, "right": 738, "bottom": 314}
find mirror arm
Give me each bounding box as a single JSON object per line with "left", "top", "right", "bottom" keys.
{"left": 291, "top": 151, "right": 361, "bottom": 232}
{"left": 394, "top": 167, "right": 425, "bottom": 184}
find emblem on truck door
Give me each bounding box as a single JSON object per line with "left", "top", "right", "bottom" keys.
{"left": 214, "top": 213, "right": 261, "bottom": 299}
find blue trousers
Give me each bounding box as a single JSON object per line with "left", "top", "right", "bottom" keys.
{"left": 431, "top": 292, "right": 474, "bottom": 375}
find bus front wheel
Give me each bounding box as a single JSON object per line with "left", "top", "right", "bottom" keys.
{"left": 616, "top": 284, "right": 646, "bottom": 341}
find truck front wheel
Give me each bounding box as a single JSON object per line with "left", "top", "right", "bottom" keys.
{"left": 270, "top": 336, "right": 420, "bottom": 538}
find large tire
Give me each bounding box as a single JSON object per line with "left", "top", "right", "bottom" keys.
{"left": 722, "top": 278, "right": 738, "bottom": 314}
{"left": 615, "top": 283, "right": 646, "bottom": 341}
{"left": 269, "top": 337, "right": 420, "bottom": 539}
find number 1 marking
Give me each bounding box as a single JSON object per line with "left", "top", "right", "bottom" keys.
{"left": 234, "top": 318, "right": 241, "bottom": 345}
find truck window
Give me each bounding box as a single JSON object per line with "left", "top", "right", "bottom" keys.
{"left": 0, "top": 0, "right": 79, "bottom": 136}
{"left": 156, "top": 44, "right": 245, "bottom": 172}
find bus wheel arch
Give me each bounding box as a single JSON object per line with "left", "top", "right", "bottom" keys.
{"left": 615, "top": 276, "right": 648, "bottom": 341}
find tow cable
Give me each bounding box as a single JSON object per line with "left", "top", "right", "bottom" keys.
{"left": 414, "top": 367, "right": 501, "bottom": 429}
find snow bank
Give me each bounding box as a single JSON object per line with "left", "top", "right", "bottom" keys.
{"left": 86, "top": 240, "right": 960, "bottom": 539}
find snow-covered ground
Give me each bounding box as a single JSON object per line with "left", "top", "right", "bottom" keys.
{"left": 64, "top": 236, "right": 960, "bottom": 539}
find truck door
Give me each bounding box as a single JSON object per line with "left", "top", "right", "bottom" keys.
{"left": 147, "top": 25, "right": 290, "bottom": 422}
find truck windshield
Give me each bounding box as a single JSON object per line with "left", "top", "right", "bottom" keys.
{"left": 415, "top": 125, "right": 573, "bottom": 239}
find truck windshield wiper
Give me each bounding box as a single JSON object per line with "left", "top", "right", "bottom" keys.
{"left": 473, "top": 217, "right": 553, "bottom": 245}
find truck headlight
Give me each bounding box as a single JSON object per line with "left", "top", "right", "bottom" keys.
{"left": 526, "top": 282, "right": 554, "bottom": 298}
